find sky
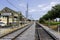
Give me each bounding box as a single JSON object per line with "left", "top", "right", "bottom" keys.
{"left": 0, "top": 0, "right": 60, "bottom": 20}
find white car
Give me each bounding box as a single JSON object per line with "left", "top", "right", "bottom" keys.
{"left": 0, "top": 22, "right": 6, "bottom": 26}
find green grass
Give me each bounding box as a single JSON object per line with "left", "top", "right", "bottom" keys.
{"left": 45, "top": 21, "right": 60, "bottom": 25}
{"left": 40, "top": 21, "right": 59, "bottom": 31}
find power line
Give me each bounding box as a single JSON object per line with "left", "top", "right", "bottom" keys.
{"left": 6, "top": 0, "right": 18, "bottom": 10}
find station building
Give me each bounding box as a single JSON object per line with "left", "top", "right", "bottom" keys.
{"left": 0, "top": 7, "right": 21, "bottom": 25}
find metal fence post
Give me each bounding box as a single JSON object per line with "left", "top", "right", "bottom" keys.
{"left": 58, "top": 24, "right": 60, "bottom": 34}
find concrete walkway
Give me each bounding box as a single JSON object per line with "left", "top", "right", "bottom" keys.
{"left": 39, "top": 23, "right": 60, "bottom": 40}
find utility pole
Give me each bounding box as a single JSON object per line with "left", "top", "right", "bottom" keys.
{"left": 48, "top": 18, "right": 50, "bottom": 27}
{"left": 58, "top": 24, "right": 60, "bottom": 34}
{"left": 26, "top": 3, "right": 28, "bottom": 19}
{"left": 25, "top": 2, "right": 28, "bottom": 23}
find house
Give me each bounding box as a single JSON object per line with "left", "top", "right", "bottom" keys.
{"left": 0, "top": 7, "right": 20, "bottom": 25}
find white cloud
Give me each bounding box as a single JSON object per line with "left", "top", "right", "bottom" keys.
{"left": 40, "top": 1, "right": 59, "bottom": 11}
{"left": 19, "top": 3, "right": 26, "bottom": 8}
{"left": 19, "top": 1, "right": 58, "bottom": 13}
{"left": 29, "top": 1, "right": 58, "bottom": 13}
{"left": 50, "top": 2, "right": 56, "bottom": 6}
{"left": 37, "top": 4, "right": 45, "bottom": 8}
{"left": 29, "top": 9, "right": 37, "bottom": 12}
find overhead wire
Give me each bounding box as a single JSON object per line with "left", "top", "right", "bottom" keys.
{"left": 6, "top": 0, "right": 19, "bottom": 10}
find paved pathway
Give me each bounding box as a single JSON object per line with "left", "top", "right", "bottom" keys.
{"left": 39, "top": 23, "right": 60, "bottom": 40}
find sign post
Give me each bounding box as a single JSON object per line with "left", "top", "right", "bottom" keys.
{"left": 58, "top": 24, "right": 60, "bottom": 34}
{"left": 48, "top": 18, "right": 50, "bottom": 27}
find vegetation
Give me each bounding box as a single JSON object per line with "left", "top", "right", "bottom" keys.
{"left": 45, "top": 21, "right": 60, "bottom": 25}
{"left": 39, "top": 4, "right": 60, "bottom": 30}
{"left": 39, "top": 4, "right": 60, "bottom": 23}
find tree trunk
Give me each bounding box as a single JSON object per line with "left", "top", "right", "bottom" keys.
{"left": 48, "top": 18, "right": 50, "bottom": 27}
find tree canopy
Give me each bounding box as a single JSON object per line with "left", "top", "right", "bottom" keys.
{"left": 39, "top": 4, "right": 60, "bottom": 22}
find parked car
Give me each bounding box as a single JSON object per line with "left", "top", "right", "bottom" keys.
{"left": 0, "top": 22, "right": 6, "bottom": 27}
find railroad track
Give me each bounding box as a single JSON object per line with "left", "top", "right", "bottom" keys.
{"left": 35, "top": 23, "right": 57, "bottom": 40}
{"left": 0, "top": 23, "right": 33, "bottom": 40}
{"left": 12, "top": 22, "right": 35, "bottom": 40}
{"left": 12, "top": 23, "right": 32, "bottom": 40}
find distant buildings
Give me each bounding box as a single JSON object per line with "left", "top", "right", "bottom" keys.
{"left": 54, "top": 18, "right": 60, "bottom": 22}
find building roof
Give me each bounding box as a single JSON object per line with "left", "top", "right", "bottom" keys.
{"left": 0, "top": 7, "right": 19, "bottom": 17}
{"left": 0, "top": 7, "right": 18, "bottom": 13}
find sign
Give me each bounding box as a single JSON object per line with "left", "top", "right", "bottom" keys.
{"left": 1, "top": 13, "right": 12, "bottom": 16}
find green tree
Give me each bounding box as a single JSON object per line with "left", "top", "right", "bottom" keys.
{"left": 39, "top": 4, "right": 60, "bottom": 23}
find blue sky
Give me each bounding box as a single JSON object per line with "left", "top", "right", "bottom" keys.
{"left": 0, "top": 0, "right": 60, "bottom": 20}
